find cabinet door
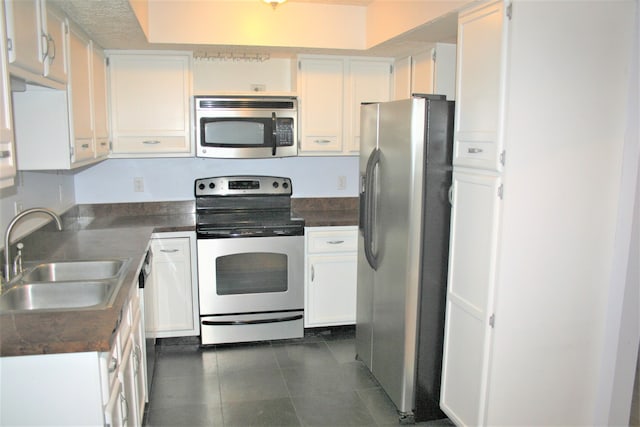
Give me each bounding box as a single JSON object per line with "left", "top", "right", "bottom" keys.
{"left": 92, "top": 45, "right": 110, "bottom": 157}
{"left": 131, "top": 307, "right": 147, "bottom": 417}
{"left": 454, "top": 1, "right": 507, "bottom": 171}
{"left": 0, "top": 3, "right": 16, "bottom": 188}
{"left": 109, "top": 53, "right": 192, "bottom": 156}
{"left": 411, "top": 50, "right": 434, "bottom": 95}
{"left": 43, "top": 6, "right": 66, "bottom": 83}
{"left": 348, "top": 59, "right": 392, "bottom": 154}
{"left": 120, "top": 337, "right": 140, "bottom": 427}
{"left": 68, "top": 25, "right": 94, "bottom": 163}
{"left": 146, "top": 237, "right": 197, "bottom": 337}
{"left": 306, "top": 253, "right": 357, "bottom": 327}
{"left": 440, "top": 171, "right": 502, "bottom": 426}
{"left": 298, "top": 57, "right": 344, "bottom": 153}
{"left": 4, "top": 0, "right": 43, "bottom": 75}
{"left": 104, "top": 379, "right": 125, "bottom": 427}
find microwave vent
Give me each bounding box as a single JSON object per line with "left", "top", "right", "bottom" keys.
{"left": 198, "top": 99, "right": 296, "bottom": 110}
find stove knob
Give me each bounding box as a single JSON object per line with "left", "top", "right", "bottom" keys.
{"left": 273, "top": 182, "right": 279, "bottom": 189}
{"left": 282, "top": 182, "right": 289, "bottom": 189}
{"left": 209, "top": 182, "right": 215, "bottom": 189}
{"left": 198, "top": 183, "right": 205, "bottom": 190}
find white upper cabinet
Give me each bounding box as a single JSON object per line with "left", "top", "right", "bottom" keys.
{"left": 297, "top": 55, "right": 393, "bottom": 156}
{"left": 13, "top": 23, "right": 109, "bottom": 170}
{"left": 0, "top": 1, "right": 16, "bottom": 188}
{"left": 298, "top": 56, "right": 345, "bottom": 154}
{"left": 3, "top": 0, "right": 66, "bottom": 89}
{"left": 347, "top": 58, "right": 392, "bottom": 153}
{"left": 42, "top": 6, "right": 67, "bottom": 84}
{"left": 108, "top": 51, "right": 193, "bottom": 157}
{"left": 453, "top": 2, "right": 507, "bottom": 172}
{"left": 67, "top": 24, "right": 94, "bottom": 163}
{"left": 393, "top": 43, "right": 457, "bottom": 101}
{"left": 92, "top": 46, "right": 109, "bottom": 158}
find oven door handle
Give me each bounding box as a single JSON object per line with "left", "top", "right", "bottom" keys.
{"left": 202, "top": 314, "right": 303, "bottom": 326}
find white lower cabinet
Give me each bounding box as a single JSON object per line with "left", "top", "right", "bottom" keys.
{"left": 0, "top": 286, "right": 147, "bottom": 426}
{"left": 144, "top": 232, "right": 199, "bottom": 338}
{"left": 304, "top": 226, "right": 358, "bottom": 327}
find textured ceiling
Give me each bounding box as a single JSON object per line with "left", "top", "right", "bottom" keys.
{"left": 51, "top": 0, "right": 457, "bottom": 58}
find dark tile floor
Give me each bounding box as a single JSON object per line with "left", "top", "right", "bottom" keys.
{"left": 143, "top": 327, "right": 454, "bottom": 427}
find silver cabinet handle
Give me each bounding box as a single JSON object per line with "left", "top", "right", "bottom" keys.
{"left": 100, "top": 141, "right": 108, "bottom": 146}
{"left": 81, "top": 143, "right": 90, "bottom": 149}
{"left": 160, "top": 249, "right": 179, "bottom": 253}
{"left": 467, "top": 147, "right": 483, "bottom": 154}
{"left": 0, "top": 150, "right": 11, "bottom": 159}
{"left": 327, "top": 240, "right": 344, "bottom": 245}
{"left": 311, "top": 265, "right": 315, "bottom": 282}
{"left": 314, "top": 139, "right": 331, "bottom": 144}
{"left": 40, "top": 32, "right": 48, "bottom": 60}
{"left": 142, "top": 140, "right": 161, "bottom": 145}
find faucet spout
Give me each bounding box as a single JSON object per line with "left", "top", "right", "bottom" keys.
{"left": 3, "top": 208, "right": 63, "bottom": 283}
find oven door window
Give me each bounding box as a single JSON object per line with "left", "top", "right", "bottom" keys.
{"left": 201, "top": 118, "right": 270, "bottom": 147}
{"left": 216, "top": 252, "right": 288, "bottom": 295}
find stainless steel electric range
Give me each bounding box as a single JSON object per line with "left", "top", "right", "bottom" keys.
{"left": 195, "top": 175, "right": 305, "bottom": 345}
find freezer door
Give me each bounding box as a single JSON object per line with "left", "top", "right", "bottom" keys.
{"left": 356, "top": 102, "right": 380, "bottom": 370}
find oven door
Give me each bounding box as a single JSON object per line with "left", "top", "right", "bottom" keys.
{"left": 197, "top": 235, "right": 304, "bottom": 316}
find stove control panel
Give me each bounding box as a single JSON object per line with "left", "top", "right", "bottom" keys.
{"left": 195, "top": 176, "right": 292, "bottom": 197}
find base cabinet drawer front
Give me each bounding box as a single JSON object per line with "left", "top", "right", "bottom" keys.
{"left": 145, "top": 232, "right": 199, "bottom": 338}
{"left": 304, "top": 226, "right": 358, "bottom": 327}
{"left": 307, "top": 228, "right": 358, "bottom": 253}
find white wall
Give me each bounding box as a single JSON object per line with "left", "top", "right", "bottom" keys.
{"left": 74, "top": 156, "right": 359, "bottom": 203}
{"left": 485, "top": 1, "right": 637, "bottom": 425}
{"left": 0, "top": 170, "right": 75, "bottom": 247}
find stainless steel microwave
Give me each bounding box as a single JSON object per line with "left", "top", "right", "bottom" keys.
{"left": 195, "top": 96, "right": 298, "bottom": 159}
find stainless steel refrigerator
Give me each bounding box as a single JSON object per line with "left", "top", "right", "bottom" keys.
{"left": 356, "top": 95, "right": 454, "bottom": 423}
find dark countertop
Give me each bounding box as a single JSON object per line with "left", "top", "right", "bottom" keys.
{"left": 0, "top": 198, "right": 358, "bottom": 357}
{"left": 0, "top": 227, "right": 155, "bottom": 357}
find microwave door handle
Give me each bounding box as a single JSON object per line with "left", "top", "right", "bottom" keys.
{"left": 271, "top": 112, "right": 277, "bottom": 156}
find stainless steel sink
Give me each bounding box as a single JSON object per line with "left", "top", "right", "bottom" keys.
{"left": 22, "top": 259, "right": 126, "bottom": 282}
{"left": 0, "top": 281, "right": 116, "bottom": 311}
{"left": 0, "top": 259, "right": 130, "bottom": 313}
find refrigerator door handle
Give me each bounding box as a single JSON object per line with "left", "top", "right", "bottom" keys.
{"left": 364, "top": 148, "right": 380, "bottom": 270}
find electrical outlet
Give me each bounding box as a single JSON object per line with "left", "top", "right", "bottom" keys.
{"left": 134, "top": 177, "right": 144, "bottom": 192}
{"left": 14, "top": 201, "right": 23, "bottom": 215}
{"left": 337, "top": 175, "right": 347, "bottom": 190}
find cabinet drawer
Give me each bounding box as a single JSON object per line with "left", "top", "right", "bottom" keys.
{"left": 301, "top": 135, "right": 341, "bottom": 152}
{"left": 453, "top": 135, "right": 501, "bottom": 171}
{"left": 307, "top": 229, "right": 357, "bottom": 253}
{"left": 152, "top": 237, "right": 189, "bottom": 261}
{"left": 95, "top": 137, "right": 109, "bottom": 158}
{"left": 73, "top": 138, "right": 94, "bottom": 163}
{"left": 112, "top": 135, "right": 188, "bottom": 154}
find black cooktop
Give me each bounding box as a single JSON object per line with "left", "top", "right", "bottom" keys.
{"left": 195, "top": 176, "right": 304, "bottom": 238}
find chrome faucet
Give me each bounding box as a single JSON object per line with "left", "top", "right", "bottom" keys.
{"left": 3, "top": 208, "right": 63, "bottom": 283}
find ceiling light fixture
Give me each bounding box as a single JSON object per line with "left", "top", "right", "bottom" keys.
{"left": 263, "top": 0, "right": 287, "bottom": 10}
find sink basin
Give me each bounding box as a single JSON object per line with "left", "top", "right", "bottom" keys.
{"left": 0, "top": 281, "right": 116, "bottom": 311}
{"left": 22, "top": 259, "right": 126, "bottom": 282}
{"left": 0, "top": 258, "right": 130, "bottom": 313}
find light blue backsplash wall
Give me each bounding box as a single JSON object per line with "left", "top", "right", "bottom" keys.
{"left": 74, "top": 156, "right": 360, "bottom": 203}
